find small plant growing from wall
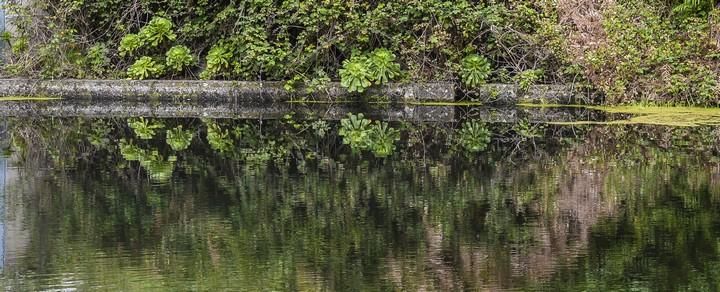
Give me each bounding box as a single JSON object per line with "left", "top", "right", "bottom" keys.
{"left": 367, "top": 48, "right": 402, "bottom": 85}
{"left": 119, "top": 17, "right": 188, "bottom": 80}
{"left": 339, "top": 56, "right": 374, "bottom": 93}
{"left": 514, "top": 69, "right": 543, "bottom": 91}
{"left": 200, "top": 44, "right": 233, "bottom": 80}
{"left": 139, "top": 17, "right": 177, "bottom": 47}
{"left": 339, "top": 49, "right": 403, "bottom": 93}
{"left": 165, "top": 45, "right": 195, "bottom": 73}
{"left": 127, "top": 57, "right": 166, "bottom": 80}
{"left": 119, "top": 34, "right": 142, "bottom": 57}
{"left": 460, "top": 54, "right": 492, "bottom": 89}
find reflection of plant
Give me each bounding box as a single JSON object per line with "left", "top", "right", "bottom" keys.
{"left": 139, "top": 151, "right": 177, "bottom": 182}
{"left": 119, "top": 139, "right": 176, "bottom": 182}
{"left": 368, "top": 121, "right": 400, "bottom": 157}
{"left": 339, "top": 56, "right": 373, "bottom": 93}
{"left": 128, "top": 118, "right": 164, "bottom": 140}
{"left": 457, "top": 120, "right": 491, "bottom": 153}
{"left": 460, "top": 54, "right": 492, "bottom": 88}
{"left": 166, "top": 126, "right": 193, "bottom": 151}
{"left": 368, "top": 48, "right": 401, "bottom": 85}
{"left": 165, "top": 45, "right": 194, "bottom": 72}
{"left": 88, "top": 120, "right": 111, "bottom": 148}
{"left": 340, "top": 113, "right": 400, "bottom": 157}
{"left": 311, "top": 120, "right": 330, "bottom": 138}
{"left": 206, "top": 122, "right": 234, "bottom": 153}
{"left": 127, "top": 57, "right": 165, "bottom": 80}
{"left": 339, "top": 113, "right": 372, "bottom": 153}
{"left": 119, "top": 139, "right": 146, "bottom": 161}
{"left": 514, "top": 119, "right": 544, "bottom": 141}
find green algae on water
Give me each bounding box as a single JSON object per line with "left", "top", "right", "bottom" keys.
{"left": 0, "top": 96, "right": 62, "bottom": 101}
{"left": 286, "top": 100, "right": 483, "bottom": 106}
{"left": 519, "top": 103, "right": 720, "bottom": 127}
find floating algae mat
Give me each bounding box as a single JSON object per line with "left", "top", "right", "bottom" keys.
{"left": 0, "top": 96, "right": 62, "bottom": 101}
{"left": 520, "top": 104, "right": 720, "bottom": 127}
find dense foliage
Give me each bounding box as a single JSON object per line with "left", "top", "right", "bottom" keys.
{"left": 1, "top": 0, "right": 719, "bottom": 103}
{"left": 558, "top": 0, "right": 720, "bottom": 104}
{"left": 0, "top": 0, "right": 568, "bottom": 93}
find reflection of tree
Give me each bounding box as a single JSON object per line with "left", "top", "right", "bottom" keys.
{"left": 3, "top": 119, "right": 720, "bottom": 290}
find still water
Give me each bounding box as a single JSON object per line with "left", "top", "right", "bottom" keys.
{"left": 0, "top": 117, "right": 719, "bottom": 291}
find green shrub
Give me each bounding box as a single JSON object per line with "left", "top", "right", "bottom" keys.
{"left": 165, "top": 45, "right": 194, "bottom": 72}
{"left": 127, "top": 57, "right": 165, "bottom": 80}
{"left": 85, "top": 44, "right": 110, "bottom": 77}
{"left": 339, "top": 49, "right": 402, "bottom": 92}
{"left": 515, "top": 69, "right": 544, "bottom": 91}
{"left": 575, "top": 1, "right": 720, "bottom": 104}
{"left": 460, "top": 54, "right": 492, "bottom": 88}
{"left": 139, "top": 17, "right": 176, "bottom": 47}
{"left": 200, "top": 44, "right": 233, "bottom": 80}
{"left": 672, "top": 0, "right": 715, "bottom": 17}
{"left": 339, "top": 56, "right": 373, "bottom": 93}
{"left": 119, "top": 34, "right": 142, "bottom": 57}
{"left": 367, "top": 48, "right": 402, "bottom": 85}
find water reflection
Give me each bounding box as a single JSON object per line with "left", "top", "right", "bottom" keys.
{"left": 0, "top": 119, "right": 719, "bottom": 291}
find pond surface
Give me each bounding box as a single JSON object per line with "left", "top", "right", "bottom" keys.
{"left": 0, "top": 115, "right": 719, "bottom": 291}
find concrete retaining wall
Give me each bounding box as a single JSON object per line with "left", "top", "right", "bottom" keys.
{"left": 467, "top": 84, "right": 595, "bottom": 104}
{"left": 0, "top": 79, "right": 456, "bottom": 102}
{"left": 0, "top": 79, "right": 590, "bottom": 104}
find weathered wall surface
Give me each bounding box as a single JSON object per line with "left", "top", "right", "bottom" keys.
{"left": 0, "top": 79, "right": 456, "bottom": 102}
{"left": 0, "top": 79, "right": 590, "bottom": 104}
{"left": 467, "top": 84, "right": 595, "bottom": 104}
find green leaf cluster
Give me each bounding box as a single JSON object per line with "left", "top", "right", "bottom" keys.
{"left": 514, "top": 69, "right": 544, "bottom": 91}
{"left": 339, "top": 49, "right": 402, "bottom": 93}
{"left": 127, "top": 57, "right": 166, "bottom": 80}
{"left": 165, "top": 45, "right": 194, "bottom": 72}
{"left": 460, "top": 54, "right": 492, "bottom": 88}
